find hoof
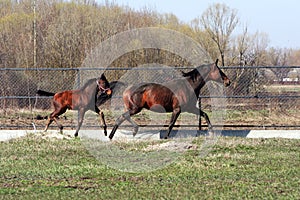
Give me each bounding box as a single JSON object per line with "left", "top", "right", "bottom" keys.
{"left": 207, "top": 129, "right": 216, "bottom": 137}
{"left": 132, "top": 127, "right": 139, "bottom": 137}
{"left": 59, "top": 126, "right": 63, "bottom": 134}
{"left": 103, "top": 126, "right": 108, "bottom": 136}
{"left": 74, "top": 133, "right": 78, "bottom": 137}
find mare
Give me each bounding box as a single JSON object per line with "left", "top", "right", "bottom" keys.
{"left": 109, "top": 60, "right": 230, "bottom": 140}
{"left": 36, "top": 74, "right": 112, "bottom": 137}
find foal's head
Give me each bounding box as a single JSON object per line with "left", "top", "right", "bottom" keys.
{"left": 207, "top": 60, "right": 231, "bottom": 87}
{"left": 97, "top": 74, "right": 112, "bottom": 95}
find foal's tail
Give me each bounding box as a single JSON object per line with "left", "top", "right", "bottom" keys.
{"left": 35, "top": 90, "right": 55, "bottom": 120}
{"left": 35, "top": 114, "right": 48, "bottom": 120}
{"left": 36, "top": 89, "right": 55, "bottom": 96}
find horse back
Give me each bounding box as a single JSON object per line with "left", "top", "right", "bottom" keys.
{"left": 53, "top": 90, "right": 78, "bottom": 110}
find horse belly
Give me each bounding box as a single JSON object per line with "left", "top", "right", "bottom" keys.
{"left": 55, "top": 92, "right": 76, "bottom": 110}
{"left": 144, "top": 90, "right": 175, "bottom": 113}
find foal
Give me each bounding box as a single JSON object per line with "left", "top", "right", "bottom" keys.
{"left": 37, "top": 74, "right": 111, "bottom": 137}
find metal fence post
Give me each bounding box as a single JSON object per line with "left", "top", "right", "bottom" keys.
{"left": 198, "top": 97, "right": 202, "bottom": 130}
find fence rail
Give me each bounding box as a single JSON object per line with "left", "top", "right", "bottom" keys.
{"left": 0, "top": 66, "right": 299, "bottom": 130}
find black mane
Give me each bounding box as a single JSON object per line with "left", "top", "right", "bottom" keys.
{"left": 182, "top": 64, "right": 211, "bottom": 82}
{"left": 80, "top": 78, "right": 97, "bottom": 90}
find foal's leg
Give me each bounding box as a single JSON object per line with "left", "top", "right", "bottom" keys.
{"left": 44, "top": 108, "right": 64, "bottom": 133}
{"left": 74, "top": 108, "right": 85, "bottom": 137}
{"left": 99, "top": 111, "right": 107, "bottom": 136}
{"left": 44, "top": 115, "right": 53, "bottom": 132}
{"left": 95, "top": 106, "right": 107, "bottom": 136}
{"left": 53, "top": 116, "right": 63, "bottom": 134}
{"left": 164, "top": 107, "right": 181, "bottom": 139}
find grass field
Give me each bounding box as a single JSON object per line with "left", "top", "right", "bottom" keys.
{"left": 264, "top": 84, "right": 300, "bottom": 93}
{"left": 1, "top": 134, "right": 299, "bottom": 199}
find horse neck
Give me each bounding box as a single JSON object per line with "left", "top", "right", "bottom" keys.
{"left": 81, "top": 81, "right": 98, "bottom": 98}
{"left": 194, "top": 78, "right": 206, "bottom": 97}
{"left": 186, "top": 73, "right": 207, "bottom": 97}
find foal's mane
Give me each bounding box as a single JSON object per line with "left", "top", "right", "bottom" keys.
{"left": 80, "top": 74, "right": 108, "bottom": 90}
{"left": 80, "top": 78, "right": 97, "bottom": 90}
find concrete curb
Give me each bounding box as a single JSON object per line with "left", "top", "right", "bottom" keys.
{"left": 0, "top": 129, "right": 299, "bottom": 142}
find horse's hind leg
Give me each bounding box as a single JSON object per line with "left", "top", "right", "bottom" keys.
{"left": 53, "top": 117, "right": 63, "bottom": 134}
{"left": 127, "top": 117, "right": 139, "bottom": 136}
{"left": 109, "top": 110, "right": 139, "bottom": 140}
{"left": 44, "top": 116, "right": 53, "bottom": 132}
{"left": 46, "top": 101, "right": 65, "bottom": 133}
{"left": 44, "top": 112, "right": 63, "bottom": 133}
{"left": 109, "top": 111, "right": 128, "bottom": 140}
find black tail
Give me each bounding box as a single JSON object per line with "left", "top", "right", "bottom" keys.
{"left": 36, "top": 114, "right": 48, "bottom": 120}
{"left": 35, "top": 115, "right": 67, "bottom": 120}
{"left": 36, "top": 89, "right": 55, "bottom": 96}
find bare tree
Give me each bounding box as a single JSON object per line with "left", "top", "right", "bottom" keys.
{"left": 244, "top": 32, "right": 270, "bottom": 66}
{"left": 199, "top": 3, "right": 239, "bottom": 66}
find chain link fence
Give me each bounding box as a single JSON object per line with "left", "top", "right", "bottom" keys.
{"left": 0, "top": 66, "right": 299, "bottom": 130}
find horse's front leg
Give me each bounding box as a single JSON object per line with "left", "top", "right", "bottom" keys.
{"left": 164, "top": 107, "right": 181, "bottom": 139}
{"left": 95, "top": 106, "right": 107, "bottom": 136}
{"left": 188, "top": 106, "right": 213, "bottom": 131}
{"left": 100, "top": 111, "right": 107, "bottom": 136}
{"left": 199, "top": 110, "right": 213, "bottom": 131}
{"left": 74, "top": 108, "right": 86, "bottom": 137}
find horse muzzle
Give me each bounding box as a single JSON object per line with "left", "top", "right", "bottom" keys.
{"left": 224, "top": 79, "right": 231, "bottom": 87}
{"left": 105, "top": 88, "right": 112, "bottom": 95}
{"left": 99, "top": 85, "right": 112, "bottom": 95}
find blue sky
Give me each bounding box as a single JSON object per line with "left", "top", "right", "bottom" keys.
{"left": 97, "top": 0, "right": 300, "bottom": 49}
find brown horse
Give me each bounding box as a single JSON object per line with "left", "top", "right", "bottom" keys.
{"left": 37, "top": 74, "right": 112, "bottom": 137}
{"left": 109, "top": 60, "right": 230, "bottom": 140}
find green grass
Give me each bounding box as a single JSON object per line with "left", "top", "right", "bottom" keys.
{"left": 265, "top": 84, "right": 300, "bottom": 93}
{"left": 0, "top": 135, "right": 300, "bottom": 199}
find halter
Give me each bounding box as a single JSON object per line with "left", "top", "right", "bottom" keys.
{"left": 96, "top": 80, "right": 111, "bottom": 94}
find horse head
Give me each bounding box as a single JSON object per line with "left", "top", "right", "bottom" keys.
{"left": 207, "top": 59, "right": 231, "bottom": 87}
{"left": 97, "top": 74, "right": 112, "bottom": 95}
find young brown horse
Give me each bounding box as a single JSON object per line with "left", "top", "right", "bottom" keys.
{"left": 109, "top": 60, "right": 230, "bottom": 140}
{"left": 37, "top": 74, "right": 112, "bottom": 137}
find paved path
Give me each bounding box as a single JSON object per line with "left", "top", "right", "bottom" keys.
{"left": 1, "top": 129, "right": 299, "bottom": 142}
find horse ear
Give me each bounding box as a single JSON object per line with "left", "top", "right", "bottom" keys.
{"left": 211, "top": 60, "right": 218, "bottom": 70}
{"left": 215, "top": 59, "right": 219, "bottom": 66}
{"left": 181, "top": 70, "right": 187, "bottom": 77}
{"left": 100, "top": 73, "right": 107, "bottom": 81}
